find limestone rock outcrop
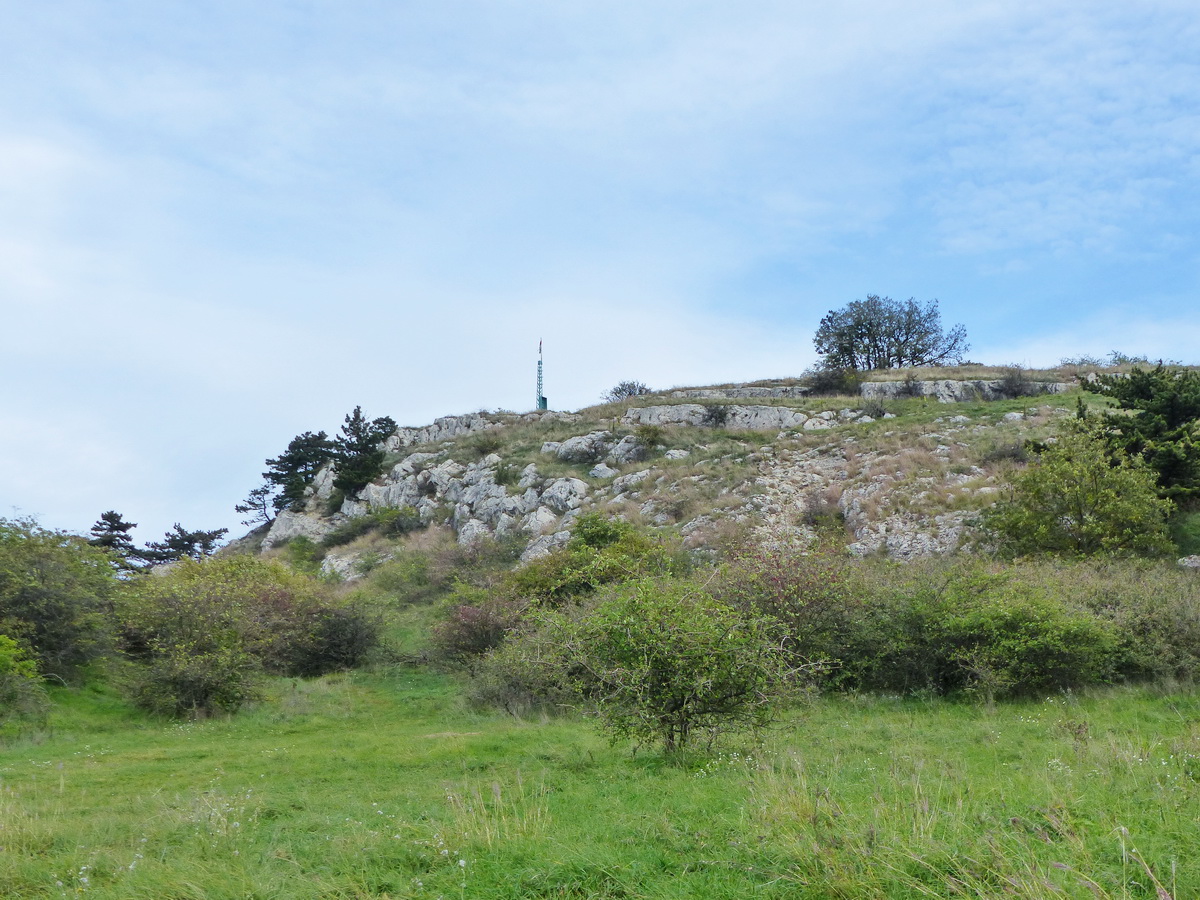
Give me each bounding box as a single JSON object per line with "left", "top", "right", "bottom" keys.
{"left": 860, "top": 379, "right": 1072, "bottom": 404}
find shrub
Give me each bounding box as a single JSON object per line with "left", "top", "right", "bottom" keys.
{"left": 802, "top": 366, "right": 861, "bottom": 397}
{"left": 431, "top": 590, "right": 524, "bottom": 662}
{"left": 118, "top": 556, "right": 379, "bottom": 716}
{"left": 920, "top": 571, "right": 1120, "bottom": 701}
{"left": 982, "top": 420, "right": 1174, "bottom": 557}
{"left": 322, "top": 506, "right": 423, "bottom": 548}
{"left": 1171, "top": 508, "right": 1200, "bottom": 556}
{"left": 701, "top": 405, "right": 730, "bottom": 427}
{"left": 560, "top": 581, "right": 800, "bottom": 752}
{"left": 0, "top": 634, "right": 48, "bottom": 727}
{"left": 464, "top": 431, "right": 505, "bottom": 459}
{"left": 860, "top": 398, "right": 888, "bottom": 419}
{"left": 0, "top": 517, "right": 115, "bottom": 680}
{"left": 571, "top": 513, "right": 634, "bottom": 550}
{"left": 127, "top": 645, "right": 260, "bottom": 718}
{"left": 602, "top": 381, "right": 653, "bottom": 403}
{"left": 632, "top": 424, "right": 666, "bottom": 450}
{"left": 996, "top": 365, "right": 1032, "bottom": 399}
{"left": 506, "top": 524, "right": 685, "bottom": 604}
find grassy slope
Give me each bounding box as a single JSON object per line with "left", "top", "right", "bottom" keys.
{"left": 4, "top": 674, "right": 1200, "bottom": 899}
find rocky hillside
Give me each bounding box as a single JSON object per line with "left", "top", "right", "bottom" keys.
{"left": 252, "top": 372, "right": 1084, "bottom": 577}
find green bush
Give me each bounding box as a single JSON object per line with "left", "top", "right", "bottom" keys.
{"left": 982, "top": 421, "right": 1174, "bottom": 557}
{"left": 322, "top": 506, "right": 423, "bottom": 548}
{"left": 632, "top": 424, "right": 666, "bottom": 450}
{"left": 283, "top": 535, "right": 325, "bottom": 575}
{"left": 506, "top": 523, "right": 686, "bottom": 604}
{"left": 463, "top": 431, "right": 505, "bottom": 460}
{"left": 118, "top": 556, "right": 379, "bottom": 716}
{"left": 802, "top": 366, "right": 861, "bottom": 397}
{"left": 921, "top": 572, "right": 1120, "bottom": 700}
{"left": 1170, "top": 508, "right": 1200, "bottom": 556}
{"left": 554, "top": 581, "right": 799, "bottom": 752}
{"left": 0, "top": 634, "right": 48, "bottom": 727}
{"left": 0, "top": 517, "right": 115, "bottom": 679}
{"left": 127, "top": 645, "right": 260, "bottom": 718}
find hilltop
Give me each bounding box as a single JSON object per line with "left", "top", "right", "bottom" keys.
{"left": 240, "top": 364, "right": 1107, "bottom": 578}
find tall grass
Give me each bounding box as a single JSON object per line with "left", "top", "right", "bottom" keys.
{"left": 3, "top": 673, "right": 1200, "bottom": 898}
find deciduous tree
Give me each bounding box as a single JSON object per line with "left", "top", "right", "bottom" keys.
{"left": 813, "top": 296, "right": 969, "bottom": 372}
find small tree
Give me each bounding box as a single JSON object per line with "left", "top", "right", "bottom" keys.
{"left": 234, "top": 485, "right": 276, "bottom": 527}
{"left": 982, "top": 422, "right": 1173, "bottom": 557}
{"left": 813, "top": 296, "right": 969, "bottom": 372}
{"left": 564, "top": 581, "right": 799, "bottom": 752}
{"left": 602, "top": 381, "right": 653, "bottom": 403}
{"left": 331, "top": 406, "right": 397, "bottom": 497}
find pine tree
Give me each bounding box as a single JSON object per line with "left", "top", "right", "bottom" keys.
{"left": 88, "top": 511, "right": 142, "bottom": 569}
{"left": 235, "top": 485, "right": 276, "bottom": 527}
{"left": 142, "top": 524, "right": 229, "bottom": 564}
{"left": 263, "top": 431, "right": 335, "bottom": 512}
{"left": 331, "top": 406, "right": 397, "bottom": 497}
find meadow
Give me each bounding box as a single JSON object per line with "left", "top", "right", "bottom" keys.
{"left": 3, "top": 672, "right": 1198, "bottom": 899}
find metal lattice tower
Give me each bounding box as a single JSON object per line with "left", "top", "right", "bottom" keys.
{"left": 536, "top": 340, "right": 548, "bottom": 410}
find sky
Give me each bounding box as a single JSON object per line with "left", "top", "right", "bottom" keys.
{"left": 3, "top": 0, "right": 1199, "bottom": 544}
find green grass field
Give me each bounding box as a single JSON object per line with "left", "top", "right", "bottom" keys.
{"left": 4, "top": 674, "right": 1199, "bottom": 899}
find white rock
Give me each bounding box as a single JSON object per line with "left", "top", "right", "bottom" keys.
{"left": 664, "top": 449, "right": 691, "bottom": 460}
{"left": 390, "top": 452, "right": 442, "bottom": 477}
{"left": 1179, "top": 556, "right": 1200, "bottom": 571}
{"left": 522, "top": 507, "right": 560, "bottom": 534}
{"left": 612, "top": 469, "right": 653, "bottom": 493}
{"left": 517, "top": 464, "right": 543, "bottom": 490}
{"left": 541, "top": 477, "right": 590, "bottom": 512}
{"left": 860, "top": 379, "right": 1072, "bottom": 404}
{"left": 385, "top": 413, "right": 503, "bottom": 451}
{"left": 519, "top": 531, "right": 572, "bottom": 563}
{"left": 1003, "top": 412, "right": 1024, "bottom": 422}
{"left": 261, "top": 510, "right": 340, "bottom": 551}
{"left": 556, "top": 431, "right": 613, "bottom": 463}
{"left": 457, "top": 518, "right": 493, "bottom": 545}
{"left": 590, "top": 463, "right": 619, "bottom": 478}
{"left": 540, "top": 441, "right": 562, "bottom": 455}
{"left": 607, "top": 434, "right": 647, "bottom": 465}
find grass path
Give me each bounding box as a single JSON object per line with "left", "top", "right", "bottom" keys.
{"left": 3, "top": 674, "right": 1199, "bottom": 898}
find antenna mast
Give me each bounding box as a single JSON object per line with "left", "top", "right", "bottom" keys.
{"left": 536, "top": 340, "right": 548, "bottom": 410}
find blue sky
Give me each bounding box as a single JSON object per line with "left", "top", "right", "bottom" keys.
{"left": 3, "top": 1, "right": 1199, "bottom": 543}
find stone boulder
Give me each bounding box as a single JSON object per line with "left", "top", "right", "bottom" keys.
{"left": 607, "top": 434, "right": 647, "bottom": 465}
{"left": 541, "top": 477, "right": 590, "bottom": 512}
{"left": 556, "top": 431, "right": 613, "bottom": 463}
{"left": 262, "top": 510, "right": 338, "bottom": 551}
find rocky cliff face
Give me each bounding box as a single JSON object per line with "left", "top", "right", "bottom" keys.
{"left": 256, "top": 377, "right": 1079, "bottom": 577}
